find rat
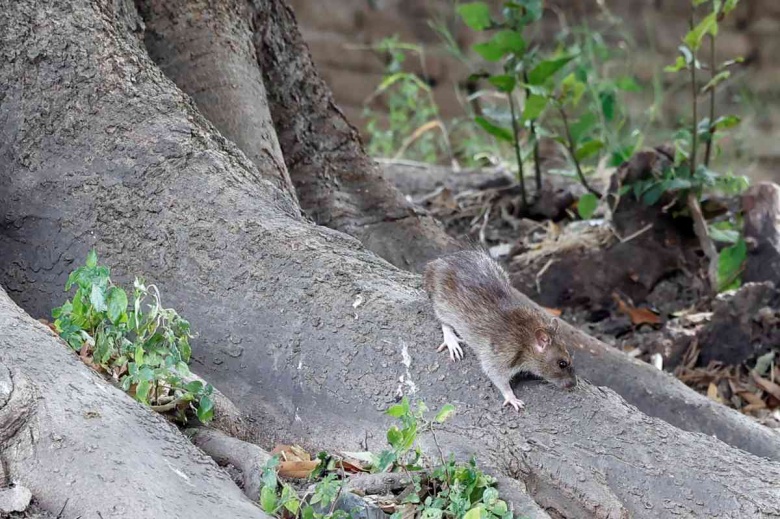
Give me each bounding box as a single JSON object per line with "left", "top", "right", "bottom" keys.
{"left": 423, "top": 249, "right": 576, "bottom": 411}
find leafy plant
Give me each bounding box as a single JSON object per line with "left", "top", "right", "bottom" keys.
{"left": 260, "top": 456, "right": 353, "bottom": 519}
{"left": 657, "top": 0, "right": 748, "bottom": 292}
{"left": 52, "top": 250, "right": 214, "bottom": 422}
{"left": 258, "top": 399, "right": 515, "bottom": 519}
{"left": 363, "top": 36, "right": 452, "bottom": 164}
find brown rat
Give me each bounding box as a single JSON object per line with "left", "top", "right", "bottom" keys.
{"left": 423, "top": 250, "right": 576, "bottom": 411}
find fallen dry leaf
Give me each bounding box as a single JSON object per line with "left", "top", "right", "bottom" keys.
{"left": 278, "top": 460, "right": 320, "bottom": 479}
{"left": 271, "top": 444, "right": 311, "bottom": 462}
{"left": 337, "top": 458, "right": 367, "bottom": 473}
{"left": 542, "top": 307, "right": 562, "bottom": 317}
{"left": 751, "top": 371, "right": 780, "bottom": 402}
{"left": 707, "top": 383, "right": 722, "bottom": 403}
{"left": 738, "top": 390, "right": 765, "bottom": 407}
{"left": 612, "top": 292, "right": 662, "bottom": 326}
{"left": 742, "top": 403, "right": 767, "bottom": 414}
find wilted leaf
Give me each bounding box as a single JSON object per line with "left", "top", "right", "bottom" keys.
{"left": 707, "top": 382, "right": 722, "bottom": 403}
{"left": 755, "top": 351, "right": 776, "bottom": 376}
{"left": 542, "top": 307, "right": 562, "bottom": 317}
{"left": 612, "top": 293, "right": 662, "bottom": 326}
{"left": 278, "top": 460, "right": 321, "bottom": 479}
{"left": 752, "top": 371, "right": 780, "bottom": 402}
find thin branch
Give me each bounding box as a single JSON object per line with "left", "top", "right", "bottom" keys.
{"left": 523, "top": 71, "right": 543, "bottom": 193}
{"left": 558, "top": 106, "right": 600, "bottom": 196}
{"left": 704, "top": 33, "right": 716, "bottom": 167}
{"left": 507, "top": 92, "right": 528, "bottom": 207}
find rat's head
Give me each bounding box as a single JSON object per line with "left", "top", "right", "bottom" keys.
{"left": 528, "top": 319, "right": 576, "bottom": 390}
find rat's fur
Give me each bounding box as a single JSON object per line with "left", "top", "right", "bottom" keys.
{"left": 424, "top": 250, "right": 576, "bottom": 409}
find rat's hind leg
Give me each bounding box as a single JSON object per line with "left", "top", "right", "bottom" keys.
{"left": 437, "top": 324, "right": 464, "bottom": 361}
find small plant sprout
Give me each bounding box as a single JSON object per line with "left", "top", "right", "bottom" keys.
{"left": 52, "top": 250, "right": 214, "bottom": 422}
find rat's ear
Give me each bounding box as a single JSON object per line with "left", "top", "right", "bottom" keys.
{"left": 534, "top": 329, "right": 551, "bottom": 353}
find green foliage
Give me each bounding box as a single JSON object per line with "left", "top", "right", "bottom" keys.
{"left": 52, "top": 250, "right": 213, "bottom": 422}
{"left": 620, "top": 0, "right": 749, "bottom": 293}
{"left": 258, "top": 399, "right": 516, "bottom": 519}
{"left": 717, "top": 238, "right": 747, "bottom": 292}
{"left": 363, "top": 36, "right": 448, "bottom": 163}
{"left": 456, "top": 2, "right": 644, "bottom": 198}
{"left": 577, "top": 193, "right": 599, "bottom": 220}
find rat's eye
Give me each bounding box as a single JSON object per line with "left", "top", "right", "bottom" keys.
{"left": 558, "top": 359, "right": 569, "bottom": 369}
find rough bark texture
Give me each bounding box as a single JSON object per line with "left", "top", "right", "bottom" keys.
{"left": 137, "top": 0, "right": 298, "bottom": 202}
{"left": 3, "top": 0, "right": 780, "bottom": 517}
{"left": 139, "top": 0, "right": 459, "bottom": 272}
{"left": 742, "top": 182, "right": 780, "bottom": 285}
{"left": 0, "top": 289, "right": 266, "bottom": 519}
{"left": 251, "top": 0, "right": 460, "bottom": 272}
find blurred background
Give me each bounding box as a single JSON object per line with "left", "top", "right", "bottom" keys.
{"left": 289, "top": 0, "right": 779, "bottom": 181}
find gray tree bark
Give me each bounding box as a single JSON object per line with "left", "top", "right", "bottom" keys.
{"left": 0, "top": 289, "right": 267, "bottom": 519}
{"left": 2, "top": 0, "right": 780, "bottom": 517}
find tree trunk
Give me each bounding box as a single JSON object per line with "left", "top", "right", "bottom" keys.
{"left": 2, "top": 0, "right": 780, "bottom": 517}
{"left": 0, "top": 288, "right": 267, "bottom": 519}
{"left": 139, "top": 0, "right": 459, "bottom": 272}
{"left": 742, "top": 182, "right": 780, "bottom": 285}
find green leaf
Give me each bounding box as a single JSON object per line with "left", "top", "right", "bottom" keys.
{"left": 642, "top": 183, "right": 666, "bottom": 206}
{"left": 473, "top": 42, "right": 504, "bottom": 62}
{"left": 577, "top": 193, "right": 599, "bottom": 220}
{"left": 560, "top": 73, "right": 586, "bottom": 106}
{"left": 522, "top": 94, "right": 547, "bottom": 120}
{"left": 457, "top": 2, "right": 492, "bottom": 30}
{"left": 701, "top": 70, "right": 731, "bottom": 94}
{"left": 527, "top": 55, "right": 575, "bottom": 85}
{"left": 482, "top": 487, "right": 499, "bottom": 506}
{"left": 599, "top": 91, "right": 616, "bottom": 122}
{"left": 666, "top": 178, "right": 693, "bottom": 191}
{"left": 386, "top": 397, "right": 409, "bottom": 417}
{"left": 387, "top": 426, "right": 403, "bottom": 448}
{"left": 493, "top": 30, "right": 525, "bottom": 54}
{"left": 717, "top": 238, "right": 747, "bottom": 292}
{"left": 197, "top": 395, "right": 214, "bottom": 422}
{"left": 474, "top": 116, "right": 514, "bottom": 143}
{"left": 724, "top": 0, "right": 739, "bottom": 13}
{"left": 575, "top": 140, "right": 604, "bottom": 162}
{"left": 488, "top": 74, "right": 516, "bottom": 93}
{"left": 86, "top": 249, "right": 98, "bottom": 268}
{"left": 90, "top": 284, "right": 107, "bottom": 313}
{"left": 709, "top": 224, "right": 740, "bottom": 244}
{"left": 712, "top": 115, "right": 741, "bottom": 131}
{"left": 434, "top": 403, "right": 456, "bottom": 423}
{"left": 106, "top": 286, "right": 128, "bottom": 324}
{"left": 135, "top": 379, "right": 151, "bottom": 404}
{"left": 685, "top": 12, "right": 718, "bottom": 51}
{"left": 615, "top": 76, "right": 641, "bottom": 92}
{"left": 665, "top": 55, "right": 688, "bottom": 73}
{"left": 463, "top": 505, "right": 484, "bottom": 519}
{"left": 569, "top": 113, "right": 597, "bottom": 144}
{"left": 260, "top": 485, "right": 278, "bottom": 513}
{"left": 375, "top": 450, "right": 397, "bottom": 472}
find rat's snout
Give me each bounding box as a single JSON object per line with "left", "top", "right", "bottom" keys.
{"left": 561, "top": 377, "right": 577, "bottom": 390}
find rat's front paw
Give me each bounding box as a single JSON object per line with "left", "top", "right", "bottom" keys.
{"left": 437, "top": 324, "right": 464, "bottom": 361}
{"left": 502, "top": 394, "right": 525, "bottom": 412}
